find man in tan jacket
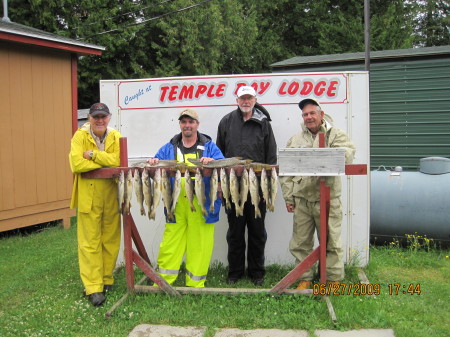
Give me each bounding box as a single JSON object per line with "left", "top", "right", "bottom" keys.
{"left": 280, "top": 98, "right": 356, "bottom": 289}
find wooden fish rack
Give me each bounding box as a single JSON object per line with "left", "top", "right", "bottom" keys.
{"left": 82, "top": 136, "right": 367, "bottom": 321}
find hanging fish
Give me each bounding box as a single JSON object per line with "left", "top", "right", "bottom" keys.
{"left": 117, "top": 170, "right": 125, "bottom": 214}
{"left": 161, "top": 169, "right": 174, "bottom": 221}
{"left": 142, "top": 169, "right": 153, "bottom": 219}
{"left": 194, "top": 168, "right": 208, "bottom": 216}
{"left": 184, "top": 169, "right": 196, "bottom": 212}
{"left": 209, "top": 168, "right": 219, "bottom": 213}
{"left": 149, "top": 168, "right": 162, "bottom": 220}
{"left": 249, "top": 167, "right": 261, "bottom": 218}
{"left": 269, "top": 167, "right": 278, "bottom": 212}
{"left": 171, "top": 169, "right": 182, "bottom": 214}
{"left": 260, "top": 168, "right": 270, "bottom": 211}
{"left": 123, "top": 169, "right": 133, "bottom": 214}
{"left": 220, "top": 167, "right": 230, "bottom": 209}
{"left": 229, "top": 168, "right": 241, "bottom": 216}
{"left": 134, "top": 169, "right": 145, "bottom": 216}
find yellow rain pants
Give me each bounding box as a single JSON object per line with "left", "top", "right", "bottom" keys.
{"left": 157, "top": 178, "right": 215, "bottom": 287}
{"left": 77, "top": 178, "right": 121, "bottom": 295}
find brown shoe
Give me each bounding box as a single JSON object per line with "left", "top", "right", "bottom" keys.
{"left": 296, "top": 281, "right": 311, "bottom": 290}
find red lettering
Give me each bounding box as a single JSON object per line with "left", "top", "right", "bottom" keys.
{"left": 278, "top": 81, "right": 288, "bottom": 95}
{"left": 160, "top": 86, "right": 169, "bottom": 102}
{"left": 287, "top": 81, "right": 300, "bottom": 95}
{"left": 207, "top": 85, "right": 215, "bottom": 98}
{"left": 216, "top": 84, "right": 226, "bottom": 97}
{"left": 327, "top": 80, "right": 338, "bottom": 97}
{"left": 168, "top": 86, "right": 179, "bottom": 102}
{"left": 300, "top": 81, "right": 313, "bottom": 95}
{"left": 314, "top": 81, "right": 326, "bottom": 96}
{"left": 259, "top": 82, "right": 271, "bottom": 95}
{"left": 195, "top": 85, "right": 207, "bottom": 98}
{"left": 179, "top": 85, "right": 194, "bottom": 100}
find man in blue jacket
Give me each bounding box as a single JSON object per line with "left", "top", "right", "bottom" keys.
{"left": 147, "top": 108, "right": 224, "bottom": 287}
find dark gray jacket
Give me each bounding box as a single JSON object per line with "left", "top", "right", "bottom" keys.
{"left": 216, "top": 104, "right": 277, "bottom": 164}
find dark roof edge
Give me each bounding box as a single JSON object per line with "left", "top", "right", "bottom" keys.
{"left": 271, "top": 45, "right": 450, "bottom": 68}
{"left": 0, "top": 20, "right": 104, "bottom": 55}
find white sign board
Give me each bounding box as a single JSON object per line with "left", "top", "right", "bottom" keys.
{"left": 100, "top": 72, "right": 370, "bottom": 269}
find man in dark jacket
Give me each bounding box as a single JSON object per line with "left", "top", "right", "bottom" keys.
{"left": 216, "top": 86, "right": 277, "bottom": 286}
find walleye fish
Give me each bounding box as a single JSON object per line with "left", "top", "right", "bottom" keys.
{"left": 161, "top": 169, "right": 174, "bottom": 221}
{"left": 220, "top": 167, "right": 230, "bottom": 209}
{"left": 149, "top": 168, "right": 162, "bottom": 220}
{"left": 133, "top": 169, "right": 145, "bottom": 216}
{"left": 194, "top": 168, "right": 208, "bottom": 216}
{"left": 142, "top": 169, "right": 153, "bottom": 219}
{"left": 269, "top": 167, "right": 278, "bottom": 212}
{"left": 249, "top": 167, "right": 261, "bottom": 218}
{"left": 260, "top": 168, "right": 270, "bottom": 211}
{"left": 171, "top": 170, "right": 182, "bottom": 214}
{"left": 188, "top": 157, "right": 252, "bottom": 168}
{"left": 184, "top": 169, "right": 196, "bottom": 212}
{"left": 123, "top": 169, "right": 133, "bottom": 214}
{"left": 147, "top": 159, "right": 178, "bottom": 167}
{"left": 239, "top": 168, "right": 249, "bottom": 216}
{"left": 117, "top": 170, "right": 125, "bottom": 214}
{"left": 229, "top": 168, "right": 241, "bottom": 216}
{"left": 209, "top": 168, "right": 219, "bottom": 213}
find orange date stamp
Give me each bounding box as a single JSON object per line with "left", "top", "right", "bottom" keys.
{"left": 312, "top": 283, "right": 421, "bottom": 296}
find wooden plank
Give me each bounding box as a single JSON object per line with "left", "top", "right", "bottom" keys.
{"left": 269, "top": 247, "right": 320, "bottom": 294}
{"left": 132, "top": 250, "right": 180, "bottom": 296}
{"left": 0, "top": 199, "right": 71, "bottom": 220}
{"left": 278, "top": 148, "right": 346, "bottom": 176}
{"left": 134, "top": 285, "right": 313, "bottom": 296}
{"left": 0, "top": 207, "right": 75, "bottom": 232}
{"left": 81, "top": 165, "right": 280, "bottom": 179}
{"left": 31, "top": 51, "right": 49, "bottom": 204}
{"left": 345, "top": 164, "right": 367, "bottom": 175}
{"left": 21, "top": 49, "right": 38, "bottom": 207}
{"left": 324, "top": 296, "right": 338, "bottom": 323}
{"left": 42, "top": 55, "right": 58, "bottom": 202}
{"left": 0, "top": 46, "right": 14, "bottom": 211}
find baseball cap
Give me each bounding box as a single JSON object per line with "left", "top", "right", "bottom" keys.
{"left": 178, "top": 108, "right": 199, "bottom": 122}
{"left": 89, "top": 103, "right": 110, "bottom": 116}
{"left": 237, "top": 86, "right": 256, "bottom": 98}
{"left": 298, "top": 98, "right": 321, "bottom": 110}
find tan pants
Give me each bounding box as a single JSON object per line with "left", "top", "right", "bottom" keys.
{"left": 289, "top": 197, "right": 344, "bottom": 282}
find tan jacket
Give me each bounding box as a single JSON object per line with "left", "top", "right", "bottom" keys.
{"left": 280, "top": 120, "right": 356, "bottom": 203}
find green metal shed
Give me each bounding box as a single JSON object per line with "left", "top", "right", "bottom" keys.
{"left": 271, "top": 46, "right": 450, "bottom": 170}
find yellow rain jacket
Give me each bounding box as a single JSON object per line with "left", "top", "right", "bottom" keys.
{"left": 69, "top": 123, "right": 121, "bottom": 295}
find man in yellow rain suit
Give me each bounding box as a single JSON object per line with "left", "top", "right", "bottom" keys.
{"left": 147, "top": 108, "right": 224, "bottom": 287}
{"left": 280, "top": 99, "right": 356, "bottom": 290}
{"left": 69, "top": 103, "right": 121, "bottom": 306}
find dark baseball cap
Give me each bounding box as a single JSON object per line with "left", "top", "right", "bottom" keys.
{"left": 89, "top": 103, "right": 110, "bottom": 116}
{"left": 298, "top": 98, "right": 321, "bottom": 110}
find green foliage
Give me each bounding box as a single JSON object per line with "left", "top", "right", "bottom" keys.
{"left": 0, "top": 225, "right": 449, "bottom": 336}
{"left": 4, "top": 0, "right": 448, "bottom": 106}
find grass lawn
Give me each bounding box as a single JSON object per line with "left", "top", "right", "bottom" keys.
{"left": 0, "top": 222, "right": 448, "bottom": 337}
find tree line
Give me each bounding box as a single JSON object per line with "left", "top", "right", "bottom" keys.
{"left": 6, "top": 0, "right": 449, "bottom": 107}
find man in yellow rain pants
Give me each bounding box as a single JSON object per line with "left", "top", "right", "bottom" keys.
{"left": 147, "top": 108, "right": 224, "bottom": 287}
{"left": 69, "top": 103, "right": 121, "bottom": 306}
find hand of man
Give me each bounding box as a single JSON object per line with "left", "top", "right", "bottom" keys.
{"left": 200, "top": 157, "right": 214, "bottom": 164}
{"left": 146, "top": 158, "right": 159, "bottom": 165}
{"left": 83, "top": 150, "right": 93, "bottom": 160}
{"left": 285, "top": 203, "right": 295, "bottom": 213}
